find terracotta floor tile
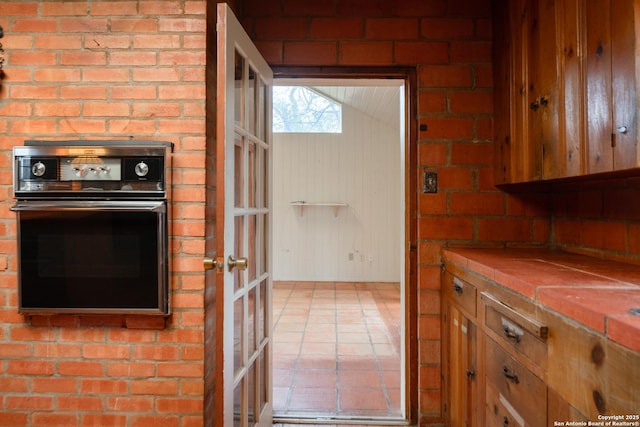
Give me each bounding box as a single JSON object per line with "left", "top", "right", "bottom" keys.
{"left": 373, "top": 343, "right": 397, "bottom": 357}
{"left": 272, "top": 281, "right": 401, "bottom": 419}
{"left": 337, "top": 342, "right": 374, "bottom": 356}
{"left": 274, "top": 332, "right": 304, "bottom": 343}
{"left": 338, "top": 356, "right": 378, "bottom": 371}
{"left": 272, "top": 355, "right": 297, "bottom": 369}
{"left": 339, "top": 387, "right": 387, "bottom": 411}
{"left": 273, "top": 369, "right": 295, "bottom": 387}
{"left": 273, "top": 341, "right": 302, "bottom": 355}
{"left": 377, "top": 356, "right": 400, "bottom": 371}
{"left": 274, "top": 322, "right": 306, "bottom": 333}
{"left": 304, "top": 325, "right": 336, "bottom": 336}
{"left": 339, "top": 370, "right": 382, "bottom": 388}
{"left": 301, "top": 342, "right": 336, "bottom": 355}
{"left": 337, "top": 332, "right": 370, "bottom": 343}
{"left": 288, "top": 387, "right": 337, "bottom": 411}
{"left": 272, "top": 386, "right": 291, "bottom": 410}
{"left": 337, "top": 324, "right": 368, "bottom": 333}
{"left": 303, "top": 331, "right": 337, "bottom": 343}
{"left": 381, "top": 370, "right": 401, "bottom": 388}
{"left": 297, "top": 357, "right": 336, "bottom": 370}
{"left": 307, "top": 315, "right": 337, "bottom": 324}
{"left": 294, "top": 370, "right": 337, "bottom": 388}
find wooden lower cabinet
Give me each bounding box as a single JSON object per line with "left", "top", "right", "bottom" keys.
{"left": 443, "top": 303, "right": 478, "bottom": 427}
{"left": 442, "top": 266, "right": 601, "bottom": 427}
{"left": 485, "top": 337, "right": 546, "bottom": 427}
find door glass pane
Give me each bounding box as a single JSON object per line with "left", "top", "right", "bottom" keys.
{"left": 248, "top": 286, "right": 256, "bottom": 355}
{"left": 259, "top": 214, "right": 267, "bottom": 276}
{"left": 233, "top": 380, "right": 243, "bottom": 427}
{"left": 234, "top": 135, "right": 244, "bottom": 208}
{"left": 259, "top": 278, "right": 268, "bottom": 343}
{"left": 234, "top": 216, "right": 244, "bottom": 291}
{"left": 259, "top": 351, "right": 266, "bottom": 412}
{"left": 248, "top": 215, "right": 256, "bottom": 281}
{"left": 234, "top": 297, "right": 244, "bottom": 376}
{"left": 262, "top": 147, "right": 269, "bottom": 209}
{"left": 248, "top": 67, "right": 257, "bottom": 135}
{"left": 248, "top": 363, "right": 256, "bottom": 426}
{"left": 254, "top": 147, "right": 264, "bottom": 208}
{"left": 257, "top": 77, "right": 266, "bottom": 140}
{"left": 234, "top": 51, "right": 244, "bottom": 125}
{"left": 248, "top": 142, "right": 256, "bottom": 208}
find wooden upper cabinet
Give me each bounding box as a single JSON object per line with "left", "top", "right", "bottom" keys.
{"left": 494, "top": 0, "right": 542, "bottom": 184}
{"left": 493, "top": 0, "right": 639, "bottom": 185}
{"left": 610, "top": 0, "right": 639, "bottom": 171}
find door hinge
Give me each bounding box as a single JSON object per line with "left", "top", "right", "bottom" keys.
{"left": 611, "top": 133, "right": 616, "bottom": 148}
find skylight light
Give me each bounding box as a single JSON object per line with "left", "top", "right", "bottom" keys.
{"left": 272, "top": 86, "right": 342, "bottom": 133}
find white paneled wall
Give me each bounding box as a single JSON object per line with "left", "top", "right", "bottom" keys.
{"left": 273, "top": 103, "right": 401, "bottom": 282}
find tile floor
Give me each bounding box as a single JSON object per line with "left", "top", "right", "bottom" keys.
{"left": 272, "top": 281, "right": 402, "bottom": 420}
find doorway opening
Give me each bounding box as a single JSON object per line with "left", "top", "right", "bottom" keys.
{"left": 271, "top": 78, "right": 407, "bottom": 422}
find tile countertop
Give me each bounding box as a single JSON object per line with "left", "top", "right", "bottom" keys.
{"left": 442, "top": 248, "right": 640, "bottom": 353}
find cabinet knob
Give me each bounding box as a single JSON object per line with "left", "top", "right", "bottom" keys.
{"left": 465, "top": 369, "right": 475, "bottom": 379}
{"left": 503, "top": 325, "right": 522, "bottom": 343}
{"left": 502, "top": 365, "right": 520, "bottom": 384}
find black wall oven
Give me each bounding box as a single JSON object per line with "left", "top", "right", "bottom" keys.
{"left": 12, "top": 141, "right": 171, "bottom": 315}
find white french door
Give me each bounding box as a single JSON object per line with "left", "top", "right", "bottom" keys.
{"left": 216, "top": 4, "right": 273, "bottom": 427}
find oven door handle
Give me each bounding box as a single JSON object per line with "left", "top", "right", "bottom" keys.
{"left": 11, "top": 201, "right": 166, "bottom": 213}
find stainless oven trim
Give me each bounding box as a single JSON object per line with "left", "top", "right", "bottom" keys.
{"left": 12, "top": 200, "right": 169, "bottom": 316}
{"left": 11, "top": 200, "right": 166, "bottom": 212}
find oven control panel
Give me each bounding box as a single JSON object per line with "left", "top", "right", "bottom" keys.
{"left": 13, "top": 143, "right": 170, "bottom": 198}
{"left": 59, "top": 158, "right": 122, "bottom": 181}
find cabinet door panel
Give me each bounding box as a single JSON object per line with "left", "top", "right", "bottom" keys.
{"left": 611, "top": 0, "right": 638, "bottom": 170}
{"left": 493, "top": 0, "right": 512, "bottom": 185}
{"left": 485, "top": 338, "right": 547, "bottom": 427}
{"left": 524, "top": 0, "right": 544, "bottom": 181}
{"left": 537, "top": 0, "right": 562, "bottom": 180}
{"left": 446, "top": 304, "right": 478, "bottom": 427}
{"left": 558, "top": 0, "right": 585, "bottom": 178}
{"left": 509, "top": 0, "right": 542, "bottom": 183}
{"left": 586, "top": 0, "right": 613, "bottom": 174}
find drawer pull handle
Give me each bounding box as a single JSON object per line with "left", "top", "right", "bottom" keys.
{"left": 453, "top": 283, "right": 463, "bottom": 294}
{"left": 466, "top": 369, "right": 475, "bottom": 379}
{"left": 503, "top": 326, "right": 521, "bottom": 343}
{"left": 502, "top": 366, "right": 520, "bottom": 384}
{"left": 503, "top": 416, "right": 509, "bottom": 427}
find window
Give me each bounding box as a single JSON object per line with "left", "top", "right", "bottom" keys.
{"left": 272, "top": 86, "right": 342, "bottom": 133}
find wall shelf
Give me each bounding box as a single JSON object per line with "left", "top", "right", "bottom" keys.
{"left": 290, "top": 201, "right": 348, "bottom": 217}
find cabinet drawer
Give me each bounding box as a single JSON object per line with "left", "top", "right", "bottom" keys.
{"left": 444, "top": 273, "right": 477, "bottom": 316}
{"left": 486, "top": 381, "right": 529, "bottom": 427}
{"left": 482, "top": 292, "right": 548, "bottom": 368}
{"left": 485, "top": 337, "right": 547, "bottom": 427}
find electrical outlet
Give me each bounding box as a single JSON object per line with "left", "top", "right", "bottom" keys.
{"left": 423, "top": 170, "right": 438, "bottom": 193}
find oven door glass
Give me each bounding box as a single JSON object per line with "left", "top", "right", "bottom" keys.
{"left": 12, "top": 201, "right": 168, "bottom": 315}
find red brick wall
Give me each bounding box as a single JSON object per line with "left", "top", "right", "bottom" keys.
{"left": 552, "top": 177, "right": 640, "bottom": 264}
{"left": 0, "top": 1, "right": 208, "bottom": 426}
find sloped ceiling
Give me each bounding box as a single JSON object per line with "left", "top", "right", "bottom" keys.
{"left": 277, "top": 79, "right": 403, "bottom": 129}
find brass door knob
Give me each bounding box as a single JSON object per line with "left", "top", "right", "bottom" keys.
{"left": 227, "top": 255, "right": 248, "bottom": 271}
{"left": 204, "top": 257, "right": 224, "bottom": 272}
